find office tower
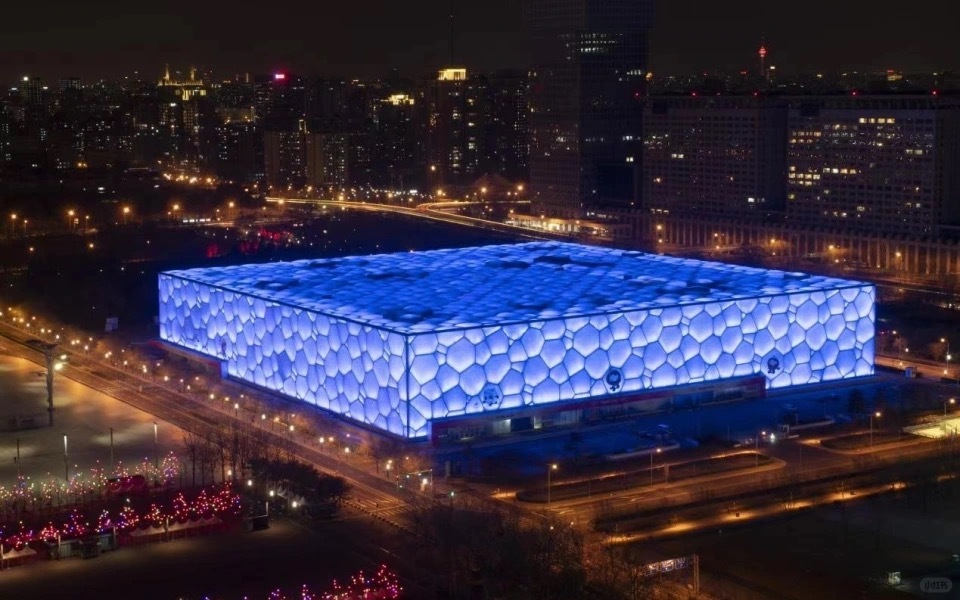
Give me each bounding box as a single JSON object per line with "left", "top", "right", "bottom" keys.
{"left": 642, "top": 95, "right": 787, "bottom": 216}
{"left": 526, "top": 0, "right": 653, "bottom": 217}
{"left": 483, "top": 69, "right": 529, "bottom": 182}
{"left": 306, "top": 78, "right": 349, "bottom": 123}
{"left": 254, "top": 73, "right": 306, "bottom": 122}
{"left": 786, "top": 94, "right": 960, "bottom": 236}
{"left": 426, "top": 68, "right": 484, "bottom": 189}
{"left": 372, "top": 93, "right": 422, "bottom": 189}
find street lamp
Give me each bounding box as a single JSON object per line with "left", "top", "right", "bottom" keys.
{"left": 650, "top": 448, "right": 662, "bottom": 485}
{"left": 942, "top": 338, "right": 952, "bottom": 376}
{"left": 946, "top": 398, "right": 956, "bottom": 417}
{"left": 756, "top": 431, "right": 767, "bottom": 468}
{"left": 870, "top": 411, "right": 882, "bottom": 447}
{"left": 153, "top": 422, "right": 159, "bottom": 469}
{"left": 547, "top": 463, "right": 558, "bottom": 506}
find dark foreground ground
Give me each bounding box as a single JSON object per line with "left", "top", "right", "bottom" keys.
{"left": 636, "top": 481, "right": 960, "bottom": 599}
{"left": 0, "top": 516, "right": 404, "bottom": 600}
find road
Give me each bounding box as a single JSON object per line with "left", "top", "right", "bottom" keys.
{"left": 0, "top": 319, "right": 414, "bottom": 523}
{"left": 264, "top": 196, "right": 572, "bottom": 242}
{"left": 5, "top": 296, "right": 953, "bottom": 586}
{"left": 0, "top": 349, "right": 184, "bottom": 483}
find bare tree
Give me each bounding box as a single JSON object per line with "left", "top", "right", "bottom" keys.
{"left": 196, "top": 428, "right": 218, "bottom": 486}
{"left": 181, "top": 430, "right": 203, "bottom": 487}
{"left": 213, "top": 425, "right": 230, "bottom": 482}
{"left": 369, "top": 436, "right": 404, "bottom": 474}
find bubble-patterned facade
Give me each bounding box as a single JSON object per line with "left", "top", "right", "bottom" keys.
{"left": 158, "top": 242, "right": 875, "bottom": 439}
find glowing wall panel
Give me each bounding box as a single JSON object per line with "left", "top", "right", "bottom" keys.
{"left": 158, "top": 242, "right": 875, "bottom": 439}
{"left": 404, "top": 287, "right": 875, "bottom": 437}
{"left": 159, "top": 274, "right": 409, "bottom": 436}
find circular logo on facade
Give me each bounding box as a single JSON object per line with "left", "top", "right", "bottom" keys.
{"left": 480, "top": 384, "right": 503, "bottom": 409}
{"left": 604, "top": 368, "right": 624, "bottom": 392}
{"left": 765, "top": 354, "right": 782, "bottom": 376}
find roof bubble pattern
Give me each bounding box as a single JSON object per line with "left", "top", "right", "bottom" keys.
{"left": 161, "top": 241, "right": 868, "bottom": 333}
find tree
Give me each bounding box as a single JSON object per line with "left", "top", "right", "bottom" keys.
{"left": 181, "top": 430, "right": 203, "bottom": 487}
{"left": 369, "top": 436, "right": 404, "bottom": 474}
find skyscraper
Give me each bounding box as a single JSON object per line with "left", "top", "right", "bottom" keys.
{"left": 526, "top": 0, "right": 653, "bottom": 217}
{"left": 426, "top": 68, "right": 482, "bottom": 189}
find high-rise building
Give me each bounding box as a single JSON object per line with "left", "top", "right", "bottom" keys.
{"left": 263, "top": 117, "right": 306, "bottom": 189}
{"left": 642, "top": 95, "right": 788, "bottom": 216}
{"left": 526, "top": 0, "right": 652, "bottom": 217}
{"left": 483, "top": 69, "right": 529, "bottom": 182}
{"left": 215, "top": 121, "right": 263, "bottom": 184}
{"left": 305, "top": 131, "right": 350, "bottom": 188}
{"left": 255, "top": 73, "right": 306, "bottom": 122}
{"left": 372, "top": 93, "right": 423, "bottom": 189}
{"left": 785, "top": 95, "right": 960, "bottom": 236}
{"left": 426, "top": 68, "right": 481, "bottom": 189}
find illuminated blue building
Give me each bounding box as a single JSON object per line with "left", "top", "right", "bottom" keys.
{"left": 158, "top": 242, "right": 875, "bottom": 439}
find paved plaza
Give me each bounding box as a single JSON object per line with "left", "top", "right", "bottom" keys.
{"left": 0, "top": 348, "right": 183, "bottom": 486}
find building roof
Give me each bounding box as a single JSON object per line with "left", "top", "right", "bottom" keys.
{"left": 162, "top": 242, "right": 869, "bottom": 333}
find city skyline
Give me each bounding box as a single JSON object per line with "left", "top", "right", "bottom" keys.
{"left": 2, "top": 0, "right": 958, "bottom": 83}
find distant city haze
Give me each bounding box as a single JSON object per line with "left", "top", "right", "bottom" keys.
{"left": 0, "top": 0, "right": 957, "bottom": 82}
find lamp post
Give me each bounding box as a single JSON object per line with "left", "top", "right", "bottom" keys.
{"left": 109, "top": 427, "right": 114, "bottom": 471}
{"left": 650, "top": 448, "right": 661, "bottom": 485}
{"left": 756, "top": 431, "right": 766, "bottom": 468}
{"left": 946, "top": 398, "right": 956, "bottom": 417}
{"left": 547, "top": 463, "right": 558, "bottom": 506}
{"left": 153, "top": 422, "right": 158, "bottom": 469}
{"left": 870, "top": 411, "right": 882, "bottom": 447}
{"left": 63, "top": 433, "right": 69, "bottom": 482}
{"left": 943, "top": 338, "right": 952, "bottom": 377}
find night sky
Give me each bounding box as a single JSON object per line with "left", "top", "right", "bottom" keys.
{"left": 1, "top": 0, "right": 956, "bottom": 83}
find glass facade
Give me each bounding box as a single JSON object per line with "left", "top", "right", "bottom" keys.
{"left": 526, "top": 0, "right": 653, "bottom": 217}
{"left": 159, "top": 242, "right": 875, "bottom": 439}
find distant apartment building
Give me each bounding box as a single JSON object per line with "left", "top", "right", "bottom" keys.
{"left": 215, "top": 120, "right": 263, "bottom": 184}
{"left": 785, "top": 95, "right": 960, "bottom": 236}
{"left": 305, "top": 131, "right": 350, "bottom": 188}
{"left": 640, "top": 93, "right": 960, "bottom": 238}
{"left": 263, "top": 118, "right": 306, "bottom": 190}
{"left": 642, "top": 95, "right": 787, "bottom": 216}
